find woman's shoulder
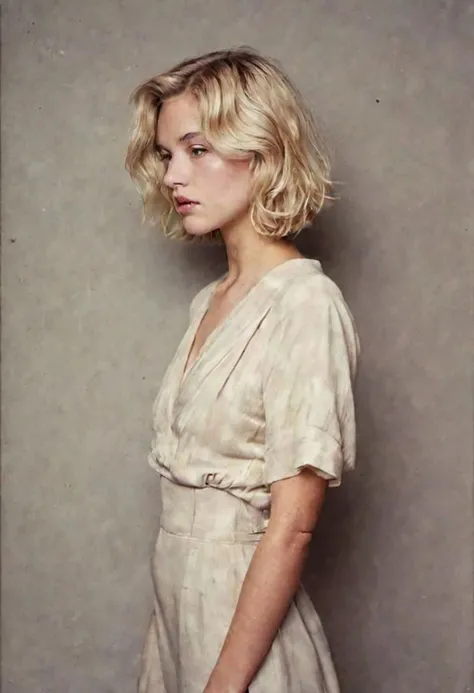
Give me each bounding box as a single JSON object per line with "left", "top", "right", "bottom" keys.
{"left": 276, "top": 261, "right": 349, "bottom": 315}
{"left": 269, "top": 261, "right": 360, "bottom": 370}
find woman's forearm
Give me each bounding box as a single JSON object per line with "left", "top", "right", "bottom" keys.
{"left": 203, "top": 525, "right": 313, "bottom": 693}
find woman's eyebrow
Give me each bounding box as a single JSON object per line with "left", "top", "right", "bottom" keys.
{"left": 156, "top": 131, "right": 202, "bottom": 151}
{"left": 180, "top": 131, "right": 201, "bottom": 142}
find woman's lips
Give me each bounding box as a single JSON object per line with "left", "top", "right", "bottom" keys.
{"left": 174, "top": 195, "right": 199, "bottom": 213}
{"left": 176, "top": 201, "right": 199, "bottom": 215}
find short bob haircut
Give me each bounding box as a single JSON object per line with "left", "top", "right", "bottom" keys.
{"left": 125, "top": 47, "right": 333, "bottom": 242}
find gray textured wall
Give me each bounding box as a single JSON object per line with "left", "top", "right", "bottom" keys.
{"left": 2, "top": 1, "right": 473, "bottom": 692}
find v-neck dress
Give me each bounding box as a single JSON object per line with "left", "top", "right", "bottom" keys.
{"left": 138, "top": 258, "right": 360, "bottom": 693}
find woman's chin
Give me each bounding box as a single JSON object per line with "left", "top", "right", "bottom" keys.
{"left": 182, "top": 220, "right": 216, "bottom": 238}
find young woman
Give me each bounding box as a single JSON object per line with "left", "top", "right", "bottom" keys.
{"left": 125, "top": 47, "right": 360, "bottom": 693}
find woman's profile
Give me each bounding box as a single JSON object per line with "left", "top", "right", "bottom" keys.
{"left": 125, "top": 47, "right": 360, "bottom": 693}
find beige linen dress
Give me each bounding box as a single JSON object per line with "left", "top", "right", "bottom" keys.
{"left": 138, "top": 258, "right": 360, "bottom": 693}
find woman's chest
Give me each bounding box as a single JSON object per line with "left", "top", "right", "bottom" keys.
{"left": 154, "top": 313, "right": 274, "bottom": 445}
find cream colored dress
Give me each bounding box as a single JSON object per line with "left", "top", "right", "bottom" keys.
{"left": 138, "top": 258, "right": 360, "bottom": 693}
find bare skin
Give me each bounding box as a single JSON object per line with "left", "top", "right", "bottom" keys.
{"left": 203, "top": 471, "right": 327, "bottom": 693}
{"left": 157, "top": 92, "right": 328, "bottom": 693}
{"left": 182, "top": 242, "right": 303, "bottom": 381}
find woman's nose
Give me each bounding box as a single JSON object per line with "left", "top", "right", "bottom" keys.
{"left": 163, "top": 154, "right": 188, "bottom": 189}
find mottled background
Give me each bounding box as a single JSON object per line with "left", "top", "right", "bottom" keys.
{"left": 1, "top": 1, "right": 473, "bottom": 691}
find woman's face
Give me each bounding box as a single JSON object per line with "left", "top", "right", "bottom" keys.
{"left": 156, "top": 92, "right": 254, "bottom": 237}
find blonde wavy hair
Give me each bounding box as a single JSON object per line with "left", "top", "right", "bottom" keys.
{"left": 125, "top": 47, "right": 333, "bottom": 242}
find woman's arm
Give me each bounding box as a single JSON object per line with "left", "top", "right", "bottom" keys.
{"left": 203, "top": 468, "right": 328, "bottom": 693}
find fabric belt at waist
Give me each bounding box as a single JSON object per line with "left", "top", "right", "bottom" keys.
{"left": 159, "top": 475, "right": 268, "bottom": 544}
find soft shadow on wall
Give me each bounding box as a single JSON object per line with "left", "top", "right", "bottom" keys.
{"left": 297, "top": 194, "right": 377, "bottom": 691}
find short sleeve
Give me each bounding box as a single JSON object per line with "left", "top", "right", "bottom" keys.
{"left": 262, "top": 278, "right": 360, "bottom": 488}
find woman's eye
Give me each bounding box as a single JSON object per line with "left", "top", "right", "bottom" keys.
{"left": 190, "top": 147, "right": 206, "bottom": 157}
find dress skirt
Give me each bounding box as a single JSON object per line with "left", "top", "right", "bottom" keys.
{"left": 137, "top": 475, "right": 340, "bottom": 693}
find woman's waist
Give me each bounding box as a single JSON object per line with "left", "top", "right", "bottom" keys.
{"left": 158, "top": 474, "right": 269, "bottom": 544}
